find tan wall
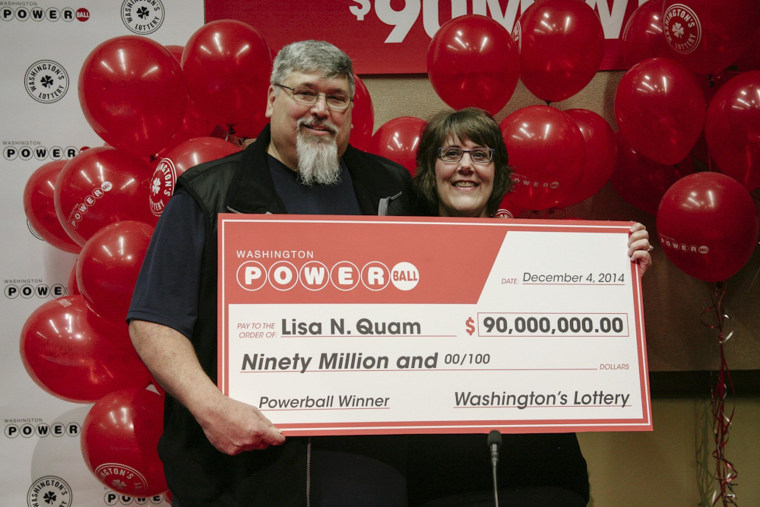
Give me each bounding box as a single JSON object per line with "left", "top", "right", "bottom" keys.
{"left": 580, "top": 397, "right": 759, "bottom": 506}
{"left": 364, "top": 71, "right": 623, "bottom": 128}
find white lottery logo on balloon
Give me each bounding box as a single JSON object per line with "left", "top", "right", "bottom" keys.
{"left": 663, "top": 3, "right": 702, "bottom": 55}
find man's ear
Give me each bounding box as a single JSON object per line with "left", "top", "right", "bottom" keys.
{"left": 265, "top": 85, "right": 276, "bottom": 118}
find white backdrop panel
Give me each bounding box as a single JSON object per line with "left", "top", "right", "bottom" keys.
{"left": 1, "top": 2, "right": 204, "bottom": 505}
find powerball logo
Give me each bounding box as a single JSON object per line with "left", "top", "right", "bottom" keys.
{"left": 235, "top": 257, "right": 420, "bottom": 293}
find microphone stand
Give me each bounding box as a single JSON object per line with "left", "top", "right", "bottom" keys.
{"left": 487, "top": 430, "right": 502, "bottom": 507}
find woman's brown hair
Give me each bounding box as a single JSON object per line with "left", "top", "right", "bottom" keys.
{"left": 413, "top": 107, "right": 511, "bottom": 216}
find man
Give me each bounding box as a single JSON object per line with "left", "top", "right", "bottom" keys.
{"left": 128, "top": 40, "right": 413, "bottom": 506}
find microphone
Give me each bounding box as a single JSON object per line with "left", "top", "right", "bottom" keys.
{"left": 487, "top": 430, "right": 502, "bottom": 507}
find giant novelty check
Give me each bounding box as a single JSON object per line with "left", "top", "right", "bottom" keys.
{"left": 218, "top": 215, "right": 652, "bottom": 435}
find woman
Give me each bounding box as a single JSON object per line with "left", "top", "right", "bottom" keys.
{"left": 408, "top": 108, "right": 652, "bottom": 506}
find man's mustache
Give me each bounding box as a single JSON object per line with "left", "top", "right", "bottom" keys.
{"left": 297, "top": 118, "right": 338, "bottom": 136}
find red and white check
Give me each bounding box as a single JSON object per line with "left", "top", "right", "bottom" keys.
{"left": 218, "top": 215, "right": 652, "bottom": 435}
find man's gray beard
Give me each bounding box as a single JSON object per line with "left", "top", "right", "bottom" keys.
{"left": 296, "top": 132, "right": 341, "bottom": 186}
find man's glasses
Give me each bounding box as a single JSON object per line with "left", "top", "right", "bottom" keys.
{"left": 275, "top": 84, "right": 352, "bottom": 111}
{"left": 437, "top": 147, "right": 495, "bottom": 164}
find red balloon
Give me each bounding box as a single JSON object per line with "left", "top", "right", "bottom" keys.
{"left": 77, "top": 220, "right": 154, "bottom": 323}
{"left": 67, "top": 260, "right": 80, "bottom": 296}
{"left": 495, "top": 193, "right": 525, "bottom": 219}
{"left": 427, "top": 15, "right": 519, "bottom": 115}
{"left": 182, "top": 20, "right": 272, "bottom": 126}
{"left": 499, "top": 106, "right": 585, "bottom": 210}
{"left": 620, "top": 0, "right": 672, "bottom": 68}
{"left": 160, "top": 43, "right": 223, "bottom": 145}
{"left": 19, "top": 296, "right": 151, "bottom": 402}
{"left": 368, "top": 116, "right": 427, "bottom": 176}
{"left": 514, "top": 0, "right": 604, "bottom": 102}
{"left": 610, "top": 135, "right": 694, "bottom": 216}
{"left": 230, "top": 107, "right": 269, "bottom": 139}
{"left": 23, "top": 160, "right": 81, "bottom": 253}
{"left": 164, "top": 44, "right": 184, "bottom": 62}
{"left": 149, "top": 137, "right": 241, "bottom": 217}
{"left": 87, "top": 311, "right": 137, "bottom": 351}
{"left": 705, "top": 71, "right": 760, "bottom": 190}
{"left": 559, "top": 109, "right": 617, "bottom": 207}
{"left": 349, "top": 74, "right": 375, "bottom": 151}
{"left": 615, "top": 57, "right": 706, "bottom": 165}
{"left": 168, "top": 98, "right": 223, "bottom": 148}
{"left": 54, "top": 147, "right": 155, "bottom": 246}
{"left": 81, "top": 388, "right": 167, "bottom": 496}
{"left": 662, "top": 0, "right": 760, "bottom": 75}
{"left": 657, "top": 172, "right": 759, "bottom": 282}
{"left": 79, "top": 36, "right": 189, "bottom": 158}
{"left": 734, "top": 24, "right": 760, "bottom": 72}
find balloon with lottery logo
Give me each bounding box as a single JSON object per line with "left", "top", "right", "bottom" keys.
{"left": 662, "top": 0, "right": 760, "bottom": 75}
{"left": 499, "top": 106, "right": 585, "bottom": 211}
{"left": 81, "top": 387, "right": 167, "bottom": 497}
{"left": 149, "top": 137, "right": 241, "bottom": 217}
{"left": 54, "top": 146, "right": 155, "bottom": 246}
{"left": 656, "top": 172, "right": 759, "bottom": 282}
{"left": 19, "top": 296, "right": 151, "bottom": 403}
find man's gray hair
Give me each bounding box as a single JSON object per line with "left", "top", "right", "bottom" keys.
{"left": 271, "top": 40, "right": 355, "bottom": 97}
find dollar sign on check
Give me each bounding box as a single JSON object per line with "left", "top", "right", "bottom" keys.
{"left": 465, "top": 317, "right": 475, "bottom": 335}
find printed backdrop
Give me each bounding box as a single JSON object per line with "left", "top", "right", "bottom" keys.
{"left": 1, "top": 2, "right": 204, "bottom": 505}
{"left": 1, "top": 0, "right": 647, "bottom": 505}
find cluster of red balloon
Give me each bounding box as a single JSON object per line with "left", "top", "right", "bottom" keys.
{"left": 20, "top": 19, "right": 282, "bottom": 498}
{"left": 413, "top": 0, "right": 760, "bottom": 285}
{"left": 614, "top": 0, "right": 760, "bottom": 283}
{"left": 425, "top": 3, "right": 610, "bottom": 213}
{"left": 500, "top": 0, "right": 616, "bottom": 213}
